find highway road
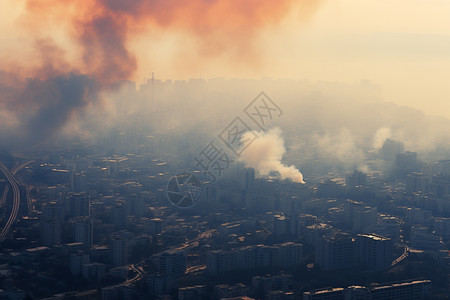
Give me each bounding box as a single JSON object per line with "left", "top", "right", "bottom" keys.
{"left": 12, "top": 161, "right": 34, "bottom": 175}
{"left": 12, "top": 161, "right": 34, "bottom": 213}
{"left": 392, "top": 245, "right": 409, "bottom": 266}
{"left": 0, "top": 161, "right": 21, "bottom": 241}
{"left": 172, "top": 229, "right": 216, "bottom": 252}
{"left": 0, "top": 161, "right": 33, "bottom": 209}
{"left": 123, "top": 264, "right": 145, "bottom": 286}
{"left": 0, "top": 184, "right": 8, "bottom": 208}
{"left": 54, "top": 263, "right": 146, "bottom": 299}
{"left": 186, "top": 265, "right": 206, "bottom": 274}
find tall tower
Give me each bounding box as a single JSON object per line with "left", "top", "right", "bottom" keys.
{"left": 111, "top": 237, "right": 128, "bottom": 267}
{"left": 72, "top": 217, "right": 93, "bottom": 249}
{"left": 151, "top": 71, "right": 154, "bottom": 112}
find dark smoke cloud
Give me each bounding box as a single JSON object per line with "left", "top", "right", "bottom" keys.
{"left": 0, "top": 0, "right": 321, "bottom": 150}
{"left": 0, "top": 73, "right": 97, "bottom": 150}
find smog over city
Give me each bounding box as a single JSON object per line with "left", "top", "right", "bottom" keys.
{"left": 0, "top": 1, "right": 449, "bottom": 299}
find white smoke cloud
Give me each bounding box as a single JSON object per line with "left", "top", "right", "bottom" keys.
{"left": 372, "top": 127, "right": 411, "bottom": 151}
{"left": 239, "top": 128, "right": 305, "bottom": 183}
{"left": 372, "top": 127, "right": 392, "bottom": 149}
{"left": 315, "top": 128, "right": 365, "bottom": 164}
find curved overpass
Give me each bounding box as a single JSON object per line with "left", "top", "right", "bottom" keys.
{"left": 0, "top": 162, "right": 21, "bottom": 241}
{"left": 0, "top": 161, "right": 33, "bottom": 208}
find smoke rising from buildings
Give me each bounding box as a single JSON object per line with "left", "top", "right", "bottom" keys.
{"left": 2, "top": 1, "right": 450, "bottom": 168}
{"left": 373, "top": 127, "right": 392, "bottom": 149}
{"left": 313, "top": 128, "right": 365, "bottom": 169}
{"left": 239, "top": 128, "right": 305, "bottom": 183}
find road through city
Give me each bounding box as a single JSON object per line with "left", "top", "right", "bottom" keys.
{"left": 0, "top": 161, "right": 21, "bottom": 241}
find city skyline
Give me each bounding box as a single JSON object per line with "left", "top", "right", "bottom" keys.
{"left": 0, "top": 1, "right": 449, "bottom": 299}
{"left": 1, "top": 1, "right": 450, "bottom": 117}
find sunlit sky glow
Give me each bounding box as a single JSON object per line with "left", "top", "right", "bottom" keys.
{"left": 1, "top": 0, "right": 450, "bottom": 117}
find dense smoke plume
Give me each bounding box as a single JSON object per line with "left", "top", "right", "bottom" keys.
{"left": 0, "top": 70, "right": 98, "bottom": 149}
{"left": 0, "top": 0, "right": 321, "bottom": 150}
{"left": 239, "top": 128, "right": 305, "bottom": 183}
{"left": 372, "top": 127, "right": 392, "bottom": 149}
{"left": 314, "top": 127, "right": 365, "bottom": 169}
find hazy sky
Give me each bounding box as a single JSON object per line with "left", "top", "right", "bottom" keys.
{"left": 1, "top": 0, "right": 450, "bottom": 117}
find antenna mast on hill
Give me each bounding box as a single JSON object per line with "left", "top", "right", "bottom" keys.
{"left": 152, "top": 72, "right": 154, "bottom": 112}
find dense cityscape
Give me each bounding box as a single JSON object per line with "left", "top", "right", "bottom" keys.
{"left": 1, "top": 1, "right": 450, "bottom": 299}
{"left": 0, "top": 78, "right": 449, "bottom": 299}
